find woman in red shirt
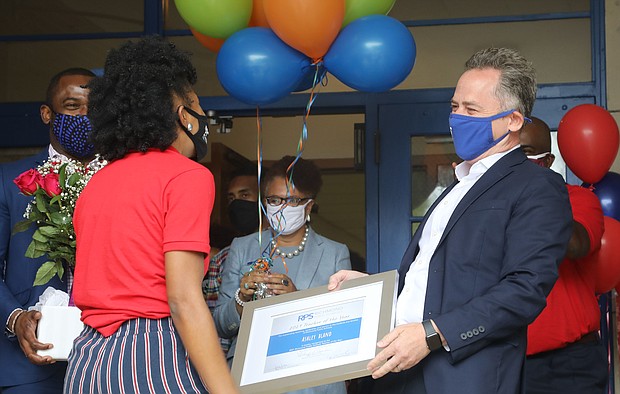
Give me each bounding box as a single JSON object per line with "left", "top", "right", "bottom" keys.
{"left": 64, "top": 37, "right": 237, "bottom": 394}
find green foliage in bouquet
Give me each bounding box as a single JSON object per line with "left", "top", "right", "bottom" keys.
{"left": 12, "top": 157, "right": 107, "bottom": 285}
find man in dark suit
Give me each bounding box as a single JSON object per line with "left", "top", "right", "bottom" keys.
{"left": 329, "top": 48, "right": 572, "bottom": 394}
{"left": 0, "top": 68, "right": 95, "bottom": 393}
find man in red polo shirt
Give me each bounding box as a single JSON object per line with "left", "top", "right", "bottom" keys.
{"left": 521, "top": 117, "right": 608, "bottom": 393}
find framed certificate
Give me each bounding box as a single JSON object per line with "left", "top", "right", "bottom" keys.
{"left": 231, "top": 270, "right": 398, "bottom": 394}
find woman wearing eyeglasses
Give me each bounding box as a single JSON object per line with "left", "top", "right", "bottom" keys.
{"left": 213, "top": 156, "right": 351, "bottom": 394}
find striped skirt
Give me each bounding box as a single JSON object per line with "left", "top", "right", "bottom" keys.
{"left": 63, "top": 317, "right": 208, "bottom": 394}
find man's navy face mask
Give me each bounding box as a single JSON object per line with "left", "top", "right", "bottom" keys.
{"left": 52, "top": 113, "right": 95, "bottom": 159}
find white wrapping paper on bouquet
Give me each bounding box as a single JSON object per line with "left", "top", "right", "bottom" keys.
{"left": 29, "top": 287, "right": 84, "bottom": 360}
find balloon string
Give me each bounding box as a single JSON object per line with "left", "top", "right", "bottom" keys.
{"left": 256, "top": 106, "right": 265, "bottom": 253}
{"left": 286, "top": 63, "right": 321, "bottom": 193}
{"left": 252, "top": 65, "right": 322, "bottom": 274}
{"left": 256, "top": 106, "right": 281, "bottom": 261}
{"left": 261, "top": 65, "right": 322, "bottom": 268}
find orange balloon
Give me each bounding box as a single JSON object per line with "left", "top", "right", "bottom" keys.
{"left": 249, "top": 0, "right": 270, "bottom": 27}
{"left": 263, "top": 0, "right": 345, "bottom": 61}
{"left": 579, "top": 216, "right": 620, "bottom": 294}
{"left": 191, "top": 27, "right": 225, "bottom": 53}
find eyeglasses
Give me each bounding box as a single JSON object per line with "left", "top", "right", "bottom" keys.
{"left": 265, "top": 196, "right": 313, "bottom": 207}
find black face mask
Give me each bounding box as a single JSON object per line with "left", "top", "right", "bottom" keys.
{"left": 228, "top": 199, "right": 260, "bottom": 235}
{"left": 182, "top": 106, "right": 209, "bottom": 161}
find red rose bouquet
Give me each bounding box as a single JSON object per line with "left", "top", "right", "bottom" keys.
{"left": 12, "top": 156, "right": 107, "bottom": 286}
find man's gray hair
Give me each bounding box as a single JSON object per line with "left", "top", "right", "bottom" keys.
{"left": 465, "top": 47, "right": 537, "bottom": 117}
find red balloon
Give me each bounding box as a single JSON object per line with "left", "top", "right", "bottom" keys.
{"left": 191, "top": 27, "right": 225, "bottom": 53}
{"left": 557, "top": 104, "right": 619, "bottom": 184}
{"left": 579, "top": 216, "right": 620, "bottom": 294}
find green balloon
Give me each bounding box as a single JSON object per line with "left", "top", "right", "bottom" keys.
{"left": 342, "top": 0, "right": 396, "bottom": 27}
{"left": 174, "top": 0, "right": 252, "bottom": 39}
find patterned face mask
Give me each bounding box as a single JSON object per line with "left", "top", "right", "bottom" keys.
{"left": 266, "top": 200, "right": 311, "bottom": 235}
{"left": 52, "top": 113, "right": 95, "bottom": 159}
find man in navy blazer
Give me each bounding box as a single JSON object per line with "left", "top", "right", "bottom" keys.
{"left": 0, "top": 68, "right": 94, "bottom": 393}
{"left": 329, "top": 48, "right": 572, "bottom": 394}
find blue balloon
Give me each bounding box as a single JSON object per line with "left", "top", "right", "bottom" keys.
{"left": 324, "top": 15, "right": 416, "bottom": 93}
{"left": 593, "top": 171, "right": 620, "bottom": 221}
{"left": 217, "top": 27, "right": 310, "bottom": 105}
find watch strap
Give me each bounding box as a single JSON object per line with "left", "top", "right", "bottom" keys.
{"left": 422, "top": 319, "right": 442, "bottom": 351}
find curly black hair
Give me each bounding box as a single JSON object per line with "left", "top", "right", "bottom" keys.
{"left": 262, "top": 155, "right": 322, "bottom": 197}
{"left": 87, "top": 36, "right": 198, "bottom": 161}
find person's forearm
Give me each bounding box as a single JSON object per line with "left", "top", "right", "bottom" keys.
{"left": 170, "top": 300, "right": 238, "bottom": 394}
{"left": 565, "top": 221, "right": 591, "bottom": 260}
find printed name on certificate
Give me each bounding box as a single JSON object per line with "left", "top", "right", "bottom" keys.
{"left": 264, "top": 298, "right": 365, "bottom": 373}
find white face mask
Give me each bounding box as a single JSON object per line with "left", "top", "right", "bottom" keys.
{"left": 526, "top": 152, "right": 551, "bottom": 160}
{"left": 266, "top": 201, "right": 311, "bottom": 235}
